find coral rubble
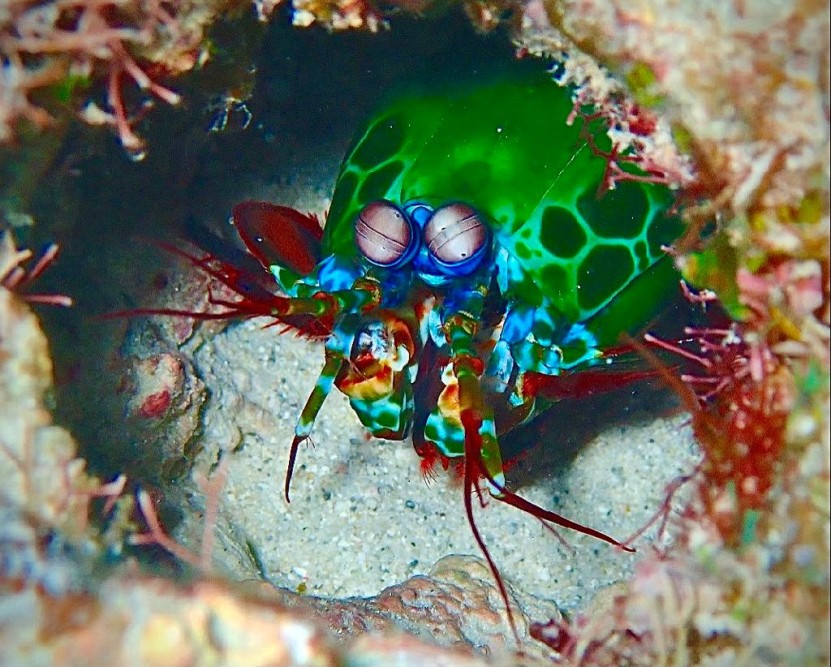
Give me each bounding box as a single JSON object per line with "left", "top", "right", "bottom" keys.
{"left": 0, "top": 0, "right": 246, "bottom": 157}
{"left": 516, "top": 1, "right": 830, "bottom": 664}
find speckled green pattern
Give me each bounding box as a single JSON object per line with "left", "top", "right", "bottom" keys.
{"left": 324, "top": 71, "right": 681, "bottom": 333}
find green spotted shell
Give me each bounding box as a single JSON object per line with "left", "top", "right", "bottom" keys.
{"left": 324, "top": 70, "right": 682, "bottom": 344}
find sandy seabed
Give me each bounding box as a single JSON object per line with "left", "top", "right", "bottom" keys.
{"left": 181, "top": 314, "right": 699, "bottom": 612}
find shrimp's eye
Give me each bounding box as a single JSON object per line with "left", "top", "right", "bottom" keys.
{"left": 423, "top": 203, "right": 490, "bottom": 275}
{"left": 354, "top": 200, "right": 416, "bottom": 269}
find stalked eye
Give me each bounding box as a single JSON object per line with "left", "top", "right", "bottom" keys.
{"left": 423, "top": 203, "right": 490, "bottom": 275}
{"left": 403, "top": 201, "right": 434, "bottom": 227}
{"left": 354, "top": 200, "right": 417, "bottom": 269}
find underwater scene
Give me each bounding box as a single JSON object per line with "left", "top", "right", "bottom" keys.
{"left": 1, "top": 1, "right": 828, "bottom": 665}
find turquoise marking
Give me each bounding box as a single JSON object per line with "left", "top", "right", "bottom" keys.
{"left": 350, "top": 388, "right": 414, "bottom": 436}
{"left": 316, "top": 255, "right": 362, "bottom": 292}
{"left": 485, "top": 340, "right": 514, "bottom": 393}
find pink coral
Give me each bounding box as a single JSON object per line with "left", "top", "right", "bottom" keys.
{"left": 0, "top": 0, "right": 236, "bottom": 157}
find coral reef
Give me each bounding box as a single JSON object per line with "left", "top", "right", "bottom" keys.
{"left": 0, "top": 0, "right": 828, "bottom": 665}
{"left": 0, "top": 0, "right": 249, "bottom": 157}
{"left": 514, "top": 1, "right": 830, "bottom": 665}
{"left": 0, "top": 233, "right": 103, "bottom": 601}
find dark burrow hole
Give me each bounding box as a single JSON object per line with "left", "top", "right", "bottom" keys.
{"left": 17, "top": 7, "right": 697, "bottom": 603}
{"left": 32, "top": 6, "right": 541, "bottom": 480}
